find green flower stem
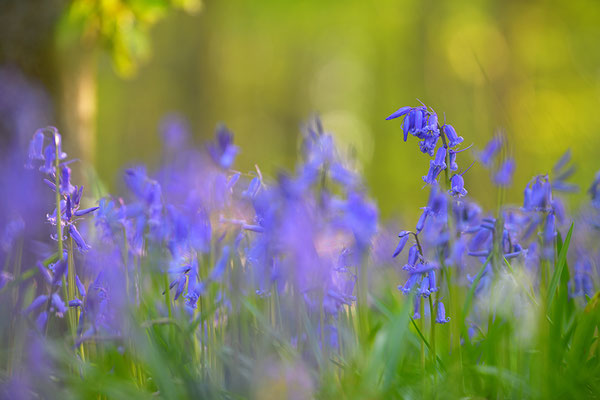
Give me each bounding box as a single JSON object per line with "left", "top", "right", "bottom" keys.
{"left": 440, "top": 131, "right": 462, "bottom": 366}
{"left": 420, "top": 297, "right": 425, "bottom": 370}
{"left": 53, "top": 132, "right": 63, "bottom": 257}
{"left": 67, "top": 237, "right": 77, "bottom": 341}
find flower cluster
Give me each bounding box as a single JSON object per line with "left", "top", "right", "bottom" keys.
{"left": 242, "top": 119, "right": 377, "bottom": 321}
{"left": 23, "top": 127, "right": 98, "bottom": 331}
{"left": 4, "top": 104, "right": 600, "bottom": 399}
{"left": 87, "top": 116, "right": 378, "bottom": 350}
{"left": 386, "top": 103, "right": 596, "bottom": 331}
{"left": 387, "top": 104, "right": 472, "bottom": 324}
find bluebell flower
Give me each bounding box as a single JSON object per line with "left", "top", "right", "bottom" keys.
{"left": 72, "top": 186, "right": 84, "bottom": 208}
{"left": 36, "top": 312, "right": 48, "bottom": 331}
{"left": 51, "top": 293, "right": 68, "bottom": 316}
{"left": 571, "top": 258, "right": 594, "bottom": 298}
{"left": 60, "top": 166, "right": 75, "bottom": 194}
{"left": 403, "top": 244, "right": 420, "bottom": 270}
{"left": 388, "top": 104, "right": 440, "bottom": 145}
{"left": 504, "top": 249, "right": 523, "bottom": 260}
{"left": 468, "top": 250, "right": 490, "bottom": 258}
{"left": 50, "top": 252, "right": 68, "bottom": 286}
{"left": 124, "top": 166, "right": 151, "bottom": 200}
{"left": 174, "top": 275, "right": 187, "bottom": 300}
{"left": 589, "top": 171, "right": 600, "bottom": 209}
{"left": 427, "top": 112, "right": 439, "bottom": 131}
{"left": 208, "top": 124, "right": 239, "bottom": 169}
{"left": 399, "top": 273, "right": 420, "bottom": 295}
{"left": 410, "top": 262, "right": 438, "bottom": 275}
{"left": 160, "top": 113, "right": 190, "bottom": 150}
{"left": 227, "top": 171, "right": 241, "bottom": 190}
{"left": 166, "top": 263, "right": 191, "bottom": 299}
{"left": 416, "top": 207, "right": 430, "bottom": 233}
{"left": 340, "top": 192, "right": 378, "bottom": 249}
{"left": 33, "top": 128, "right": 67, "bottom": 175}
{"left": 525, "top": 176, "right": 555, "bottom": 215}
{"left": 412, "top": 108, "right": 424, "bottom": 134}
{"left": 453, "top": 199, "right": 482, "bottom": 230}
{"left": 524, "top": 242, "right": 540, "bottom": 271}
{"left": 442, "top": 124, "right": 463, "bottom": 148}
{"left": 25, "top": 130, "right": 45, "bottom": 169}
{"left": 551, "top": 150, "right": 578, "bottom": 193}
{"left": 40, "top": 144, "right": 56, "bottom": 175}
{"left": 24, "top": 295, "right": 49, "bottom": 314}
{"left": 36, "top": 261, "right": 52, "bottom": 284}
{"left": 553, "top": 150, "right": 572, "bottom": 174}
{"left": 324, "top": 287, "right": 357, "bottom": 315}
{"left": 478, "top": 135, "right": 502, "bottom": 167}
{"left": 413, "top": 296, "right": 421, "bottom": 319}
{"left": 74, "top": 206, "right": 99, "bottom": 217}
{"left": 543, "top": 212, "right": 556, "bottom": 244}
{"left": 418, "top": 277, "right": 431, "bottom": 297}
{"left": 428, "top": 270, "right": 438, "bottom": 293}
{"left": 432, "top": 146, "right": 447, "bottom": 169}
{"left": 427, "top": 185, "right": 448, "bottom": 217}
{"left": 423, "top": 162, "right": 442, "bottom": 185}
{"left": 70, "top": 224, "right": 91, "bottom": 252}
{"left": 448, "top": 151, "right": 458, "bottom": 171}
{"left": 392, "top": 232, "right": 409, "bottom": 258}
{"left": 0, "top": 217, "right": 25, "bottom": 253}
{"left": 75, "top": 275, "right": 86, "bottom": 298}
{"left": 303, "top": 123, "right": 334, "bottom": 168}
{"left": 69, "top": 299, "right": 83, "bottom": 308}
{"left": 552, "top": 180, "right": 579, "bottom": 193}
{"left": 447, "top": 239, "right": 467, "bottom": 269}
{"left": 551, "top": 198, "right": 567, "bottom": 224}
{"left": 94, "top": 198, "right": 120, "bottom": 240}
{"left": 449, "top": 174, "right": 467, "bottom": 198}
{"left": 494, "top": 159, "right": 515, "bottom": 187}
{"left": 402, "top": 113, "right": 412, "bottom": 141}
{"left": 330, "top": 162, "right": 359, "bottom": 188}
{"left": 469, "top": 227, "right": 491, "bottom": 251}
{"left": 385, "top": 106, "right": 412, "bottom": 121}
{"left": 435, "top": 301, "right": 450, "bottom": 324}
{"left": 418, "top": 133, "right": 440, "bottom": 156}
{"left": 243, "top": 176, "right": 262, "bottom": 199}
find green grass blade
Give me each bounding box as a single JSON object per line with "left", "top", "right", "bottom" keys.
{"left": 546, "top": 223, "right": 574, "bottom": 311}
{"left": 409, "top": 317, "right": 445, "bottom": 370}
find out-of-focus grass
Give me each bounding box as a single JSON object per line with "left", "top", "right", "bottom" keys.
{"left": 2, "top": 220, "right": 598, "bottom": 399}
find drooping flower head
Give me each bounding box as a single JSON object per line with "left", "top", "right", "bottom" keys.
{"left": 208, "top": 124, "right": 239, "bottom": 169}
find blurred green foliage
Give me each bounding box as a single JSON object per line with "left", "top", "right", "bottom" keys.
{"left": 57, "top": 0, "right": 201, "bottom": 77}
{"left": 92, "top": 0, "right": 600, "bottom": 221}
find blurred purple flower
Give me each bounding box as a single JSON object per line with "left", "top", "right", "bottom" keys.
{"left": 494, "top": 159, "right": 515, "bottom": 187}
{"left": 208, "top": 124, "right": 239, "bottom": 169}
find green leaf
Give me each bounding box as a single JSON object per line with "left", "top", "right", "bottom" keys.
{"left": 567, "top": 291, "right": 600, "bottom": 373}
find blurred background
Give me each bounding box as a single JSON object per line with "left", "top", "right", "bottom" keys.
{"left": 2, "top": 0, "right": 600, "bottom": 222}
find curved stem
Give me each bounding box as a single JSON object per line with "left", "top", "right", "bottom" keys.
{"left": 411, "top": 232, "right": 425, "bottom": 256}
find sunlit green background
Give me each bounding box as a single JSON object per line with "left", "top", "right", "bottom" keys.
{"left": 6, "top": 0, "right": 600, "bottom": 222}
